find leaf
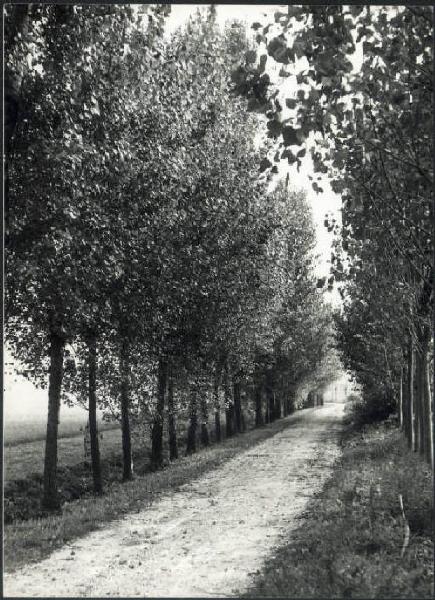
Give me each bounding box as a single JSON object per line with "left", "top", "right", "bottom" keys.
{"left": 267, "top": 119, "right": 282, "bottom": 138}
{"left": 282, "top": 148, "right": 297, "bottom": 164}
{"left": 316, "top": 277, "right": 326, "bottom": 289}
{"left": 282, "top": 126, "right": 301, "bottom": 146}
{"left": 245, "top": 49, "right": 257, "bottom": 64}
{"left": 285, "top": 98, "right": 297, "bottom": 110}
{"left": 259, "top": 158, "right": 272, "bottom": 172}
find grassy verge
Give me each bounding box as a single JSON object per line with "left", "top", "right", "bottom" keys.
{"left": 5, "top": 413, "right": 300, "bottom": 573}
{"left": 244, "top": 420, "right": 433, "bottom": 599}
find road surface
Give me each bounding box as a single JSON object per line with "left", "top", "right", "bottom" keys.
{"left": 4, "top": 403, "right": 344, "bottom": 598}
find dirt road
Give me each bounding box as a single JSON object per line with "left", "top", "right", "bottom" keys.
{"left": 4, "top": 403, "right": 344, "bottom": 598}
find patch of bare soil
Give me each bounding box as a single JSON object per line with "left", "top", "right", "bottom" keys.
{"left": 4, "top": 404, "right": 344, "bottom": 598}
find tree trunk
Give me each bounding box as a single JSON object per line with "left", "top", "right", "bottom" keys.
{"left": 275, "top": 393, "right": 282, "bottom": 418}
{"left": 42, "top": 332, "right": 65, "bottom": 511}
{"left": 200, "top": 388, "right": 210, "bottom": 447}
{"left": 214, "top": 410, "right": 221, "bottom": 442}
{"left": 233, "top": 379, "right": 242, "bottom": 433}
{"left": 120, "top": 340, "right": 133, "bottom": 481}
{"left": 282, "top": 394, "right": 287, "bottom": 417}
{"left": 407, "top": 338, "right": 415, "bottom": 451}
{"left": 416, "top": 351, "right": 425, "bottom": 456}
{"left": 264, "top": 385, "right": 270, "bottom": 424}
{"left": 213, "top": 372, "right": 222, "bottom": 442}
{"left": 87, "top": 333, "right": 102, "bottom": 495}
{"left": 423, "top": 343, "right": 434, "bottom": 468}
{"left": 186, "top": 387, "right": 198, "bottom": 454}
{"left": 398, "top": 368, "right": 404, "bottom": 430}
{"left": 167, "top": 364, "right": 178, "bottom": 461}
{"left": 151, "top": 358, "right": 167, "bottom": 470}
{"left": 255, "top": 378, "right": 263, "bottom": 427}
{"left": 224, "top": 361, "right": 234, "bottom": 437}
{"left": 265, "top": 370, "right": 275, "bottom": 422}
{"left": 241, "top": 411, "right": 246, "bottom": 432}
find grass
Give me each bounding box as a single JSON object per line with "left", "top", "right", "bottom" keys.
{"left": 4, "top": 418, "right": 119, "bottom": 447}
{"left": 4, "top": 427, "right": 122, "bottom": 483}
{"left": 244, "top": 419, "right": 433, "bottom": 599}
{"left": 4, "top": 412, "right": 300, "bottom": 573}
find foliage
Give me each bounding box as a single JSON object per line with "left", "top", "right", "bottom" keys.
{"left": 235, "top": 5, "right": 433, "bottom": 445}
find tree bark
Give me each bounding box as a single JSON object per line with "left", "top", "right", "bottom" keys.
{"left": 87, "top": 333, "right": 102, "bottom": 495}
{"left": 186, "top": 386, "right": 198, "bottom": 454}
{"left": 200, "top": 387, "right": 210, "bottom": 447}
{"left": 407, "top": 338, "right": 415, "bottom": 451}
{"left": 233, "top": 379, "right": 242, "bottom": 433}
{"left": 167, "top": 364, "right": 178, "bottom": 461}
{"left": 265, "top": 370, "right": 275, "bottom": 422}
{"left": 224, "top": 360, "right": 234, "bottom": 437}
{"left": 423, "top": 344, "right": 433, "bottom": 468}
{"left": 416, "top": 350, "right": 425, "bottom": 456}
{"left": 151, "top": 358, "right": 167, "bottom": 469}
{"left": 42, "top": 332, "right": 65, "bottom": 510}
{"left": 398, "top": 367, "right": 404, "bottom": 429}
{"left": 213, "top": 371, "right": 222, "bottom": 442}
{"left": 254, "top": 377, "right": 263, "bottom": 426}
{"left": 120, "top": 340, "right": 133, "bottom": 481}
{"left": 276, "top": 393, "right": 282, "bottom": 418}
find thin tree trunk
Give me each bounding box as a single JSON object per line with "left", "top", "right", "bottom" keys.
{"left": 120, "top": 339, "right": 133, "bottom": 481}
{"left": 282, "top": 392, "right": 287, "bottom": 417}
{"left": 186, "top": 386, "right": 198, "bottom": 454}
{"left": 151, "top": 358, "right": 167, "bottom": 469}
{"left": 42, "top": 332, "right": 65, "bottom": 510}
{"left": 233, "top": 379, "right": 242, "bottom": 434}
{"left": 213, "top": 371, "right": 222, "bottom": 442}
{"left": 423, "top": 344, "right": 434, "bottom": 468}
{"left": 416, "top": 351, "right": 425, "bottom": 456}
{"left": 407, "top": 338, "right": 415, "bottom": 451}
{"left": 398, "top": 367, "right": 404, "bottom": 429}
{"left": 87, "top": 333, "right": 102, "bottom": 495}
{"left": 200, "top": 387, "right": 210, "bottom": 447}
{"left": 265, "top": 370, "right": 275, "bottom": 422}
{"left": 224, "top": 360, "right": 234, "bottom": 437}
{"left": 276, "top": 393, "right": 282, "bottom": 418}
{"left": 255, "top": 377, "right": 263, "bottom": 426}
{"left": 167, "top": 364, "right": 178, "bottom": 461}
{"left": 264, "top": 382, "right": 270, "bottom": 424}
{"left": 403, "top": 362, "right": 410, "bottom": 442}
{"left": 214, "top": 410, "right": 222, "bottom": 442}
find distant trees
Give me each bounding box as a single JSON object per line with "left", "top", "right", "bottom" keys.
{"left": 5, "top": 6, "right": 340, "bottom": 511}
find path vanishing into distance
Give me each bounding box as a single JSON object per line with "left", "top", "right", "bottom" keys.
{"left": 5, "top": 403, "right": 345, "bottom": 598}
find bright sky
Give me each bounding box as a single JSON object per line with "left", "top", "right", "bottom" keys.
{"left": 4, "top": 4, "right": 344, "bottom": 423}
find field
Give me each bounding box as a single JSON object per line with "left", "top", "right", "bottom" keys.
{"left": 4, "top": 425, "right": 122, "bottom": 483}
{"left": 4, "top": 418, "right": 118, "bottom": 447}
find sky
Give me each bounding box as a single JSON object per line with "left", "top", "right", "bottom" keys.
{"left": 4, "top": 4, "right": 344, "bottom": 423}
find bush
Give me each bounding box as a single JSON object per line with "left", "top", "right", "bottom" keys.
{"left": 347, "top": 389, "right": 396, "bottom": 428}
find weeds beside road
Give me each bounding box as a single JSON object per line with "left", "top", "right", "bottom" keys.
{"left": 245, "top": 419, "right": 433, "bottom": 599}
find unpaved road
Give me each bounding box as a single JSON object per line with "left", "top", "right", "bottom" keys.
{"left": 5, "top": 403, "right": 344, "bottom": 598}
